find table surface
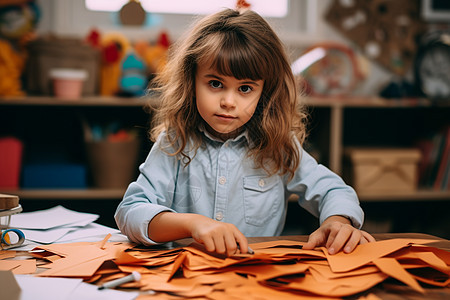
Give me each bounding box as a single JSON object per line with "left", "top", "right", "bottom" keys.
{"left": 171, "top": 232, "right": 450, "bottom": 300}
{"left": 255, "top": 232, "right": 450, "bottom": 251}
{"left": 174, "top": 232, "right": 450, "bottom": 250}
{"left": 10, "top": 232, "right": 450, "bottom": 299}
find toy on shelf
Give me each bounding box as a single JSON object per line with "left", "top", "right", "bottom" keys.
{"left": 291, "top": 42, "right": 366, "bottom": 96}
{"left": 0, "top": 0, "right": 39, "bottom": 96}
{"left": 86, "top": 29, "right": 170, "bottom": 97}
{"left": 119, "top": 52, "right": 147, "bottom": 96}
{"left": 119, "top": 0, "right": 146, "bottom": 26}
{"left": 98, "top": 32, "right": 131, "bottom": 96}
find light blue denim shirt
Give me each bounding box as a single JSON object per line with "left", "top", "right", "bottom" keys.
{"left": 115, "top": 130, "right": 364, "bottom": 245}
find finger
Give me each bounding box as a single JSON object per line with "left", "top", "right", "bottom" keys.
{"left": 325, "top": 224, "right": 341, "bottom": 249}
{"left": 359, "top": 231, "right": 375, "bottom": 245}
{"left": 223, "top": 233, "right": 238, "bottom": 256}
{"left": 202, "top": 237, "right": 216, "bottom": 253}
{"left": 360, "top": 235, "right": 369, "bottom": 244}
{"left": 234, "top": 233, "right": 249, "bottom": 255}
{"left": 212, "top": 234, "right": 226, "bottom": 254}
{"left": 362, "top": 230, "right": 376, "bottom": 242}
{"left": 327, "top": 225, "right": 353, "bottom": 254}
{"left": 342, "top": 230, "right": 361, "bottom": 253}
{"left": 303, "top": 230, "right": 323, "bottom": 250}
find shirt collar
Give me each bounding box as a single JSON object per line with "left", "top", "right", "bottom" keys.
{"left": 198, "top": 124, "right": 250, "bottom": 144}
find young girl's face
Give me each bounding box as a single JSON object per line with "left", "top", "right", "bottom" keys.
{"left": 195, "top": 63, "right": 264, "bottom": 141}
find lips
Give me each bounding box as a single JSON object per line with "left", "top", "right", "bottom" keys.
{"left": 215, "top": 114, "right": 237, "bottom": 121}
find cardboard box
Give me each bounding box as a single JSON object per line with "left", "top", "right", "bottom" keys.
{"left": 344, "top": 148, "right": 421, "bottom": 194}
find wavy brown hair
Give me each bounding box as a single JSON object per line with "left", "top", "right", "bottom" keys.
{"left": 150, "top": 8, "right": 308, "bottom": 179}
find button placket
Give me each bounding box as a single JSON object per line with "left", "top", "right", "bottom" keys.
{"left": 214, "top": 145, "right": 229, "bottom": 222}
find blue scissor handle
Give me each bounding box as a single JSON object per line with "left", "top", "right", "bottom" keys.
{"left": 1, "top": 228, "right": 25, "bottom": 249}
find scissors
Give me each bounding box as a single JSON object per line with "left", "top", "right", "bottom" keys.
{"left": 1, "top": 228, "right": 25, "bottom": 250}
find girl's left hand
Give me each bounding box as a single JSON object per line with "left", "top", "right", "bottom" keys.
{"left": 302, "top": 215, "right": 376, "bottom": 255}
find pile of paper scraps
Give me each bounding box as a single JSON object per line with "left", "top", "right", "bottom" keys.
{"left": 2, "top": 235, "right": 449, "bottom": 299}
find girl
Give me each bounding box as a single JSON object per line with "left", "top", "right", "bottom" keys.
{"left": 115, "top": 8, "right": 375, "bottom": 256}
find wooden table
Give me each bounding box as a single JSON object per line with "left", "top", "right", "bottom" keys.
{"left": 255, "top": 233, "right": 450, "bottom": 300}
{"left": 249, "top": 232, "right": 450, "bottom": 251}
{"left": 9, "top": 232, "right": 450, "bottom": 299}
{"left": 172, "top": 232, "right": 450, "bottom": 300}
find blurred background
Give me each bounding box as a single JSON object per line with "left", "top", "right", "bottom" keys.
{"left": 0, "top": 0, "right": 449, "bottom": 238}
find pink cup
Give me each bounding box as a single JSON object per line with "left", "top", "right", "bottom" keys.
{"left": 49, "top": 68, "right": 88, "bottom": 100}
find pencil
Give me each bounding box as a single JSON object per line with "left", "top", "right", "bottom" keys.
{"left": 98, "top": 271, "right": 141, "bottom": 290}
{"left": 237, "top": 244, "right": 254, "bottom": 255}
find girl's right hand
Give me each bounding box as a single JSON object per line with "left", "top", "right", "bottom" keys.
{"left": 188, "top": 214, "right": 249, "bottom": 256}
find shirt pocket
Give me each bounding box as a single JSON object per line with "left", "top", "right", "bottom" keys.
{"left": 242, "top": 175, "right": 283, "bottom": 227}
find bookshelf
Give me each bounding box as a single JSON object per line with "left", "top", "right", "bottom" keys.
{"left": 0, "top": 96, "right": 449, "bottom": 202}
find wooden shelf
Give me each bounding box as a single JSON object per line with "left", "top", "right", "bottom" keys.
{"left": 358, "top": 189, "right": 450, "bottom": 202}
{"left": 1, "top": 95, "right": 448, "bottom": 108}
{"left": 0, "top": 188, "right": 126, "bottom": 200}
{"left": 0, "top": 95, "right": 157, "bottom": 107}
{"left": 288, "top": 189, "right": 450, "bottom": 203}
{"left": 303, "top": 96, "right": 450, "bottom": 108}
{"left": 1, "top": 188, "right": 449, "bottom": 202}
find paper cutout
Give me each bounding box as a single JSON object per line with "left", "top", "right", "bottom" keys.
{"left": 323, "top": 238, "right": 438, "bottom": 273}
{"left": 0, "top": 250, "right": 16, "bottom": 260}
{"left": 1, "top": 236, "right": 448, "bottom": 298}
{"left": 0, "top": 259, "right": 36, "bottom": 274}
{"left": 373, "top": 257, "right": 425, "bottom": 293}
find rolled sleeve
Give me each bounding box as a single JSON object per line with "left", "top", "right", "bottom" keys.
{"left": 286, "top": 145, "right": 364, "bottom": 229}
{"left": 115, "top": 182, "right": 175, "bottom": 245}
{"left": 114, "top": 134, "right": 179, "bottom": 245}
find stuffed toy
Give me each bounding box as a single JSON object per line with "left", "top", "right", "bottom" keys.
{"left": 0, "top": 0, "right": 39, "bottom": 96}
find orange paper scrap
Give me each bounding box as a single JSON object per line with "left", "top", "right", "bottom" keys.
{"left": 0, "top": 259, "right": 36, "bottom": 274}
{"left": 1, "top": 236, "right": 447, "bottom": 299}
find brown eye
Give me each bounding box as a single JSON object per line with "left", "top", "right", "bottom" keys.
{"left": 239, "top": 85, "right": 253, "bottom": 94}
{"left": 209, "top": 80, "right": 222, "bottom": 89}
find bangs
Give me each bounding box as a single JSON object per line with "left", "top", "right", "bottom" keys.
{"left": 197, "top": 32, "right": 267, "bottom": 81}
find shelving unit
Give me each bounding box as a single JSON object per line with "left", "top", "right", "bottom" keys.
{"left": 1, "top": 96, "right": 449, "bottom": 203}
{"left": 302, "top": 96, "right": 450, "bottom": 202}
{"left": 2, "top": 188, "right": 126, "bottom": 200}
{"left": 0, "top": 96, "right": 155, "bottom": 203}
{"left": 0, "top": 95, "right": 153, "bottom": 107}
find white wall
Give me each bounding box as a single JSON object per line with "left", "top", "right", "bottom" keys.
{"left": 35, "top": 0, "right": 392, "bottom": 96}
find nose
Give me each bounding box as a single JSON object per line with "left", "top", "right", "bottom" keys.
{"left": 220, "top": 91, "right": 236, "bottom": 109}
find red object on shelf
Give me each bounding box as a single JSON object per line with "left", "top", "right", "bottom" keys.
{"left": 0, "top": 137, "right": 23, "bottom": 189}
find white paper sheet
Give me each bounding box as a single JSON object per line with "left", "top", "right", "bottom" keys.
{"left": 15, "top": 275, "right": 139, "bottom": 300}
{"left": 67, "top": 281, "right": 139, "bottom": 300}
{"left": 20, "top": 227, "right": 76, "bottom": 244}
{"left": 9, "top": 206, "right": 99, "bottom": 230}
{"left": 55, "top": 223, "right": 121, "bottom": 243}
{"left": 15, "top": 275, "right": 82, "bottom": 300}
{"left": 19, "top": 223, "right": 121, "bottom": 244}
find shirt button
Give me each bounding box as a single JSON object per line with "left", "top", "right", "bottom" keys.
{"left": 215, "top": 211, "right": 224, "bottom": 221}
{"left": 258, "top": 179, "right": 265, "bottom": 187}
{"left": 219, "top": 176, "right": 227, "bottom": 185}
